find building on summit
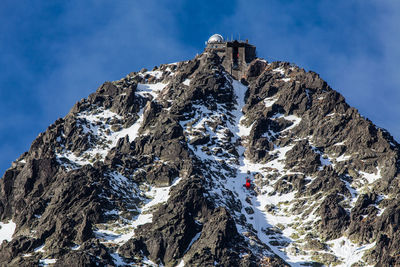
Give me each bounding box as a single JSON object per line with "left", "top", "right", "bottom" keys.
{"left": 205, "top": 34, "right": 256, "bottom": 79}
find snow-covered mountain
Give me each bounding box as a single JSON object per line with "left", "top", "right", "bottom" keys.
{"left": 1, "top": 50, "right": 399, "bottom": 266}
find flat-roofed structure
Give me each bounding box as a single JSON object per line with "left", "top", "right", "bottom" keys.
{"left": 205, "top": 34, "right": 256, "bottom": 79}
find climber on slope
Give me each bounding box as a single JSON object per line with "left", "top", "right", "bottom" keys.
{"left": 244, "top": 178, "right": 251, "bottom": 189}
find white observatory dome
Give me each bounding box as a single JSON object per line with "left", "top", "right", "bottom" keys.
{"left": 207, "top": 34, "right": 224, "bottom": 44}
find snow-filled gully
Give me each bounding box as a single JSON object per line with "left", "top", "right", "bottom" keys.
{"left": 228, "top": 79, "right": 307, "bottom": 265}
{"left": 183, "top": 76, "right": 373, "bottom": 266}
{"left": 183, "top": 77, "right": 306, "bottom": 263}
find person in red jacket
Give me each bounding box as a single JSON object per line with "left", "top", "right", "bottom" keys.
{"left": 245, "top": 178, "right": 251, "bottom": 189}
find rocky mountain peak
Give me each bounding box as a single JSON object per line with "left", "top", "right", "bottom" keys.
{"left": 0, "top": 50, "right": 399, "bottom": 266}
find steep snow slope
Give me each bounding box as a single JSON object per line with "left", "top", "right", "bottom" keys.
{"left": 178, "top": 72, "right": 376, "bottom": 266}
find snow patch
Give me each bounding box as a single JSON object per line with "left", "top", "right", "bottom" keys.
{"left": 176, "top": 260, "right": 185, "bottom": 267}
{"left": 142, "top": 256, "right": 159, "bottom": 267}
{"left": 0, "top": 220, "right": 16, "bottom": 242}
{"left": 342, "top": 179, "right": 358, "bottom": 207}
{"left": 376, "top": 206, "right": 386, "bottom": 216}
{"left": 71, "top": 244, "right": 80, "bottom": 250}
{"left": 270, "top": 113, "right": 301, "bottom": 133}
{"left": 111, "top": 108, "right": 145, "bottom": 147}
{"left": 336, "top": 153, "right": 351, "bottom": 162}
{"left": 39, "top": 259, "right": 57, "bottom": 266}
{"left": 281, "top": 115, "right": 302, "bottom": 132}
{"left": 359, "top": 168, "right": 381, "bottom": 184}
{"left": 272, "top": 67, "right": 285, "bottom": 75}
{"left": 327, "top": 237, "right": 375, "bottom": 266}
{"left": 137, "top": 82, "right": 168, "bottom": 99}
{"left": 238, "top": 121, "right": 254, "bottom": 137}
{"left": 145, "top": 70, "right": 163, "bottom": 79}
{"left": 334, "top": 141, "right": 346, "bottom": 146}
{"left": 111, "top": 253, "right": 126, "bottom": 266}
{"left": 263, "top": 97, "right": 277, "bottom": 108}
{"left": 320, "top": 155, "right": 332, "bottom": 166}
{"left": 34, "top": 244, "right": 46, "bottom": 252}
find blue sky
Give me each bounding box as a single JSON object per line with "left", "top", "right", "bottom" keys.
{"left": 1, "top": 0, "right": 399, "bottom": 175}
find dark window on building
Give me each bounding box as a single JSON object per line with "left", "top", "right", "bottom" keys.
{"left": 232, "top": 46, "right": 239, "bottom": 69}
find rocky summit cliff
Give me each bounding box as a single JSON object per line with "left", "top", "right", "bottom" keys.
{"left": 1, "top": 51, "right": 400, "bottom": 267}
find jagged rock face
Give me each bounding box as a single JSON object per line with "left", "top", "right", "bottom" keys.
{"left": 0, "top": 51, "right": 399, "bottom": 267}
